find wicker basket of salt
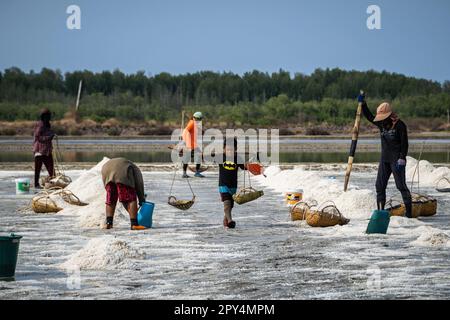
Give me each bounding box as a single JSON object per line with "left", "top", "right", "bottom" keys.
{"left": 41, "top": 175, "right": 72, "bottom": 189}
{"left": 232, "top": 187, "right": 264, "bottom": 205}
{"left": 168, "top": 196, "right": 195, "bottom": 211}
{"left": 305, "top": 201, "right": 350, "bottom": 228}
{"left": 387, "top": 199, "right": 413, "bottom": 217}
{"left": 290, "top": 200, "right": 317, "bottom": 221}
{"left": 31, "top": 194, "right": 63, "bottom": 214}
{"left": 412, "top": 193, "right": 437, "bottom": 217}
{"left": 388, "top": 193, "right": 437, "bottom": 218}
{"left": 56, "top": 189, "right": 88, "bottom": 206}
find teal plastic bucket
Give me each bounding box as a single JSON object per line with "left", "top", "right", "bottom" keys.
{"left": 137, "top": 202, "right": 155, "bottom": 228}
{"left": 0, "top": 233, "right": 23, "bottom": 279}
{"left": 366, "top": 210, "right": 390, "bottom": 234}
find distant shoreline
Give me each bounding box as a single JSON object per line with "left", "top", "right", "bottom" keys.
{"left": 1, "top": 135, "right": 449, "bottom": 153}
{"left": 1, "top": 162, "right": 450, "bottom": 172}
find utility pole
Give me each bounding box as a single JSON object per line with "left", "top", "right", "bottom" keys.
{"left": 75, "top": 80, "right": 83, "bottom": 111}
{"left": 74, "top": 80, "right": 83, "bottom": 123}
{"left": 447, "top": 108, "right": 449, "bottom": 128}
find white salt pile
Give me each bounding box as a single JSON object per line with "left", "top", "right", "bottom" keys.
{"left": 411, "top": 226, "right": 450, "bottom": 247}
{"left": 60, "top": 236, "right": 146, "bottom": 270}
{"left": 406, "top": 157, "right": 450, "bottom": 188}
{"left": 57, "top": 157, "right": 127, "bottom": 228}
{"left": 255, "top": 166, "right": 376, "bottom": 219}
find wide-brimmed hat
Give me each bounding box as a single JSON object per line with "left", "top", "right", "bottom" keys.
{"left": 373, "top": 102, "right": 392, "bottom": 122}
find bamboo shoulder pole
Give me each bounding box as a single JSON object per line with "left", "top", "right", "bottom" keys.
{"left": 344, "top": 92, "right": 363, "bottom": 192}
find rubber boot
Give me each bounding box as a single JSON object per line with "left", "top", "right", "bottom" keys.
{"left": 377, "top": 201, "right": 386, "bottom": 211}
{"left": 405, "top": 202, "right": 413, "bottom": 219}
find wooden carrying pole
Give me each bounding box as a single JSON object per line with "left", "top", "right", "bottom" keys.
{"left": 344, "top": 91, "right": 364, "bottom": 192}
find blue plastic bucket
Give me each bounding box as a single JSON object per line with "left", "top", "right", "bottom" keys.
{"left": 137, "top": 202, "right": 155, "bottom": 228}
{"left": 366, "top": 210, "right": 390, "bottom": 234}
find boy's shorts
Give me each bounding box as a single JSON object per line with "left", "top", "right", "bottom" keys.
{"left": 105, "top": 182, "right": 137, "bottom": 206}
{"left": 219, "top": 186, "right": 237, "bottom": 203}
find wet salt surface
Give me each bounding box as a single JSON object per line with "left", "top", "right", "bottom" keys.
{"left": 0, "top": 168, "right": 449, "bottom": 299}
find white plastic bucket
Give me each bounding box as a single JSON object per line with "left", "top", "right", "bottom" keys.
{"left": 15, "top": 178, "right": 30, "bottom": 195}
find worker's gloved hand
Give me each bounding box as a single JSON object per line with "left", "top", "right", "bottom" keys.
{"left": 396, "top": 159, "right": 407, "bottom": 172}
{"left": 357, "top": 92, "right": 366, "bottom": 103}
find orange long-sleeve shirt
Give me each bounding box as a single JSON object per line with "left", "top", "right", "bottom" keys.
{"left": 182, "top": 119, "right": 198, "bottom": 150}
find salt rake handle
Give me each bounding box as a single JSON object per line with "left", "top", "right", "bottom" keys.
{"left": 344, "top": 90, "right": 364, "bottom": 192}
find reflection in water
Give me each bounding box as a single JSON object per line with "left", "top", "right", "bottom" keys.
{"left": 1, "top": 150, "right": 449, "bottom": 163}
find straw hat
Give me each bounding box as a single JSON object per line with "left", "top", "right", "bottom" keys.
{"left": 373, "top": 102, "right": 392, "bottom": 122}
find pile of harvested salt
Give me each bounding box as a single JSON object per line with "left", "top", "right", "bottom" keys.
{"left": 406, "top": 157, "right": 450, "bottom": 188}
{"left": 60, "top": 236, "right": 146, "bottom": 270}
{"left": 58, "top": 157, "right": 127, "bottom": 228}
{"left": 411, "top": 226, "right": 450, "bottom": 247}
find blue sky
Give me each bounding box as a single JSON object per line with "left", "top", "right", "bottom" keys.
{"left": 0, "top": 0, "right": 449, "bottom": 82}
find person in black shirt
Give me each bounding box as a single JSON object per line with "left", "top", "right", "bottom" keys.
{"left": 359, "top": 93, "right": 413, "bottom": 218}
{"left": 218, "top": 137, "right": 247, "bottom": 228}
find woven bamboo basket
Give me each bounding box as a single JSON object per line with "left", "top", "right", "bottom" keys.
{"left": 387, "top": 194, "right": 437, "bottom": 218}
{"left": 289, "top": 200, "right": 317, "bottom": 221}
{"left": 41, "top": 175, "right": 72, "bottom": 189}
{"left": 305, "top": 201, "right": 350, "bottom": 228}
{"left": 41, "top": 186, "right": 88, "bottom": 207}
{"left": 232, "top": 187, "right": 264, "bottom": 205}
{"left": 58, "top": 189, "right": 88, "bottom": 206}
{"left": 387, "top": 199, "right": 410, "bottom": 217}
{"left": 188, "top": 166, "right": 208, "bottom": 173}
{"left": 412, "top": 193, "right": 437, "bottom": 217}
{"left": 168, "top": 196, "right": 195, "bottom": 211}
{"left": 31, "top": 194, "right": 63, "bottom": 213}
{"left": 436, "top": 177, "right": 450, "bottom": 193}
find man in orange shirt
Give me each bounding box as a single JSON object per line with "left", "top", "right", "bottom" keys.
{"left": 182, "top": 111, "right": 205, "bottom": 178}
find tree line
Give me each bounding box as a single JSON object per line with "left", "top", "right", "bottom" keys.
{"left": 0, "top": 67, "right": 449, "bottom": 125}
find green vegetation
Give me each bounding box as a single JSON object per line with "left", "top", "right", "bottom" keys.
{"left": 0, "top": 67, "right": 449, "bottom": 128}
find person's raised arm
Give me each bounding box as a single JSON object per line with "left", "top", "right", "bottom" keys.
{"left": 358, "top": 93, "right": 380, "bottom": 127}
{"left": 398, "top": 122, "right": 409, "bottom": 160}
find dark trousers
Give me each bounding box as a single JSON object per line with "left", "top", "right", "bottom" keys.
{"left": 34, "top": 155, "right": 54, "bottom": 186}
{"left": 376, "top": 161, "right": 412, "bottom": 217}
{"left": 182, "top": 149, "right": 201, "bottom": 173}
{"left": 183, "top": 163, "right": 201, "bottom": 173}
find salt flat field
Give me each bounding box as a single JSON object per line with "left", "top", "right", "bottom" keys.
{"left": 0, "top": 159, "right": 449, "bottom": 299}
